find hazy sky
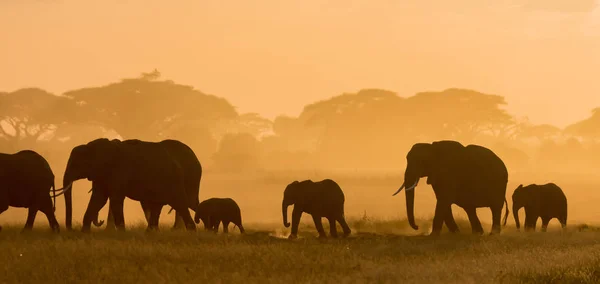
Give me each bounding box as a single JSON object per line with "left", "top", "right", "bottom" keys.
{"left": 1, "top": 1, "right": 599, "bottom": 127}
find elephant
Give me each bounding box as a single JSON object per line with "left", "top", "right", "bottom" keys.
{"left": 282, "top": 179, "right": 351, "bottom": 239}
{"left": 60, "top": 138, "right": 196, "bottom": 232}
{"left": 195, "top": 198, "right": 245, "bottom": 234}
{"left": 512, "top": 183, "right": 567, "bottom": 232}
{"left": 93, "top": 139, "right": 202, "bottom": 230}
{"left": 392, "top": 140, "right": 509, "bottom": 236}
{"left": 0, "top": 150, "right": 60, "bottom": 232}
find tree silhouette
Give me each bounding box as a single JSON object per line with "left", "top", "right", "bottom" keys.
{"left": 405, "top": 88, "right": 515, "bottom": 142}
{"left": 63, "top": 73, "right": 238, "bottom": 141}
{"left": 0, "top": 88, "right": 74, "bottom": 151}
{"left": 565, "top": 108, "right": 600, "bottom": 141}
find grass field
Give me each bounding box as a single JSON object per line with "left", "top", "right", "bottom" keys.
{"left": 2, "top": 171, "right": 600, "bottom": 283}
{"left": 1, "top": 219, "right": 600, "bottom": 284}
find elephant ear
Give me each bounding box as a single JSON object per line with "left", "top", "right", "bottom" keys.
{"left": 87, "top": 138, "right": 123, "bottom": 180}
{"left": 427, "top": 141, "right": 465, "bottom": 188}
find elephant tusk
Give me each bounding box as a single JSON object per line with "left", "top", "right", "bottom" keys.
{"left": 51, "top": 183, "right": 73, "bottom": 197}
{"left": 392, "top": 182, "right": 405, "bottom": 196}
{"left": 405, "top": 180, "right": 419, "bottom": 191}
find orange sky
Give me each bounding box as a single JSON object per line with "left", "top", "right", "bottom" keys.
{"left": 1, "top": 1, "right": 599, "bottom": 127}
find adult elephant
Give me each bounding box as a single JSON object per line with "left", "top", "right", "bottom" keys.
{"left": 95, "top": 139, "right": 202, "bottom": 230}
{"left": 282, "top": 179, "right": 351, "bottom": 239}
{"left": 392, "top": 140, "right": 509, "bottom": 236}
{"left": 0, "top": 150, "right": 60, "bottom": 232}
{"left": 61, "top": 138, "right": 196, "bottom": 232}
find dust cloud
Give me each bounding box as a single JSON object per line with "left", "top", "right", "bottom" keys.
{"left": 1, "top": 1, "right": 600, "bottom": 231}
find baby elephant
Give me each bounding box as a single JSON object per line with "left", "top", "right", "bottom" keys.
{"left": 195, "top": 198, "right": 245, "bottom": 234}
{"left": 282, "top": 179, "right": 351, "bottom": 239}
{"left": 512, "top": 183, "right": 567, "bottom": 232}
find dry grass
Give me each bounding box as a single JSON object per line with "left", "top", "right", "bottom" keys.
{"left": 2, "top": 171, "right": 600, "bottom": 283}
{"left": 1, "top": 218, "right": 599, "bottom": 284}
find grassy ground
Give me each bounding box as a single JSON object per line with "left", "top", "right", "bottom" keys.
{"left": 1, "top": 219, "right": 599, "bottom": 284}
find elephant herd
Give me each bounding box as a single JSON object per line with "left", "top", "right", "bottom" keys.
{"left": 0, "top": 138, "right": 568, "bottom": 238}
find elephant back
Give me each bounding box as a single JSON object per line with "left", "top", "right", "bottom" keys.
{"left": 464, "top": 144, "right": 508, "bottom": 182}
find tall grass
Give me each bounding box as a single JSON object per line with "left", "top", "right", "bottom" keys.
{"left": 1, "top": 218, "right": 599, "bottom": 283}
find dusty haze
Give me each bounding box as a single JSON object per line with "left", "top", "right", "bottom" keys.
{"left": 1, "top": 1, "right": 600, "bottom": 231}
{"left": 1, "top": 1, "right": 600, "bottom": 126}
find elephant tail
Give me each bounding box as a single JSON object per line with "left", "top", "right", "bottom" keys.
{"left": 502, "top": 198, "right": 509, "bottom": 227}
{"left": 52, "top": 181, "right": 56, "bottom": 212}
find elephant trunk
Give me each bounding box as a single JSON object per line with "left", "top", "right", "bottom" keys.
{"left": 406, "top": 187, "right": 418, "bottom": 230}
{"left": 282, "top": 201, "right": 290, "bottom": 228}
{"left": 62, "top": 163, "right": 78, "bottom": 231}
{"left": 513, "top": 204, "right": 521, "bottom": 230}
{"left": 63, "top": 178, "right": 73, "bottom": 230}
{"left": 92, "top": 211, "right": 105, "bottom": 227}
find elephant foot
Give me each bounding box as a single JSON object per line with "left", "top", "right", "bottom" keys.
{"left": 288, "top": 234, "right": 298, "bottom": 240}
{"left": 20, "top": 225, "right": 34, "bottom": 233}
{"left": 448, "top": 228, "right": 460, "bottom": 234}
{"left": 429, "top": 231, "right": 441, "bottom": 237}
{"left": 146, "top": 227, "right": 159, "bottom": 233}
{"left": 318, "top": 234, "right": 327, "bottom": 239}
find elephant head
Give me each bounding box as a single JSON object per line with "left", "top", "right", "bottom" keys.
{"left": 282, "top": 180, "right": 304, "bottom": 228}
{"left": 62, "top": 138, "right": 121, "bottom": 230}
{"left": 512, "top": 184, "right": 528, "bottom": 230}
{"left": 392, "top": 141, "right": 465, "bottom": 231}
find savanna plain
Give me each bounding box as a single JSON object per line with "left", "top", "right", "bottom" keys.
{"left": 1, "top": 171, "right": 600, "bottom": 284}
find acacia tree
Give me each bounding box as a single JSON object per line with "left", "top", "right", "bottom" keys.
{"left": 63, "top": 71, "right": 239, "bottom": 142}
{"left": 564, "top": 107, "right": 600, "bottom": 142}
{"left": 404, "top": 88, "right": 516, "bottom": 143}
{"left": 0, "top": 88, "right": 74, "bottom": 151}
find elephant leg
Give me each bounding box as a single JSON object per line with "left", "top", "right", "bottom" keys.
{"left": 39, "top": 195, "right": 60, "bottom": 233}
{"left": 213, "top": 220, "right": 220, "bottom": 233}
{"left": 146, "top": 204, "right": 162, "bottom": 232}
{"left": 559, "top": 216, "right": 567, "bottom": 229}
{"left": 82, "top": 190, "right": 109, "bottom": 232}
{"left": 173, "top": 211, "right": 186, "bottom": 230}
{"left": 222, "top": 221, "right": 230, "bottom": 234}
{"left": 289, "top": 207, "right": 302, "bottom": 239}
{"left": 443, "top": 206, "right": 460, "bottom": 233}
{"left": 490, "top": 205, "right": 503, "bottom": 235}
{"left": 465, "top": 207, "right": 484, "bottom": 235}
{"left": 105, "top": 204, "right": 116, "bottom": 231}
{"left": 170, "top": 200, "right": 196, "bottom": 232}
{"left": 431, "top": 202, "right": 450, "bottom": 236}
{"left": 140, "top": 202, "right": 151, "bottom": 224}
{"left": 236, "top": 223, "right": 245, "bottom": 234}
{"left": 327, "top": 217, "right": 338, "bottom": 238}
{"left": 541, "top": 217, "right": 550, "bottom": 232}
{"left": 108, "top": 196, "right": 126, "bottom": 231}
{"left": 524, "top": 215, "right": 537, "bottom": 232}
{"left": 311, "top": 215, "right": 326, "bottom": 238}
{"left": 0, "top": 197, "right": 8, "bottom": 232}
{"left": 337, "top": 214, "right": 351, "bottom": 237}
{"left": 23, "top": 206, "right": 38, "bottom": 232}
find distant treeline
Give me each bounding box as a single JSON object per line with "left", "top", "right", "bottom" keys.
{"left": 2, "top": 70, "right": 600, "bottom": 176}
